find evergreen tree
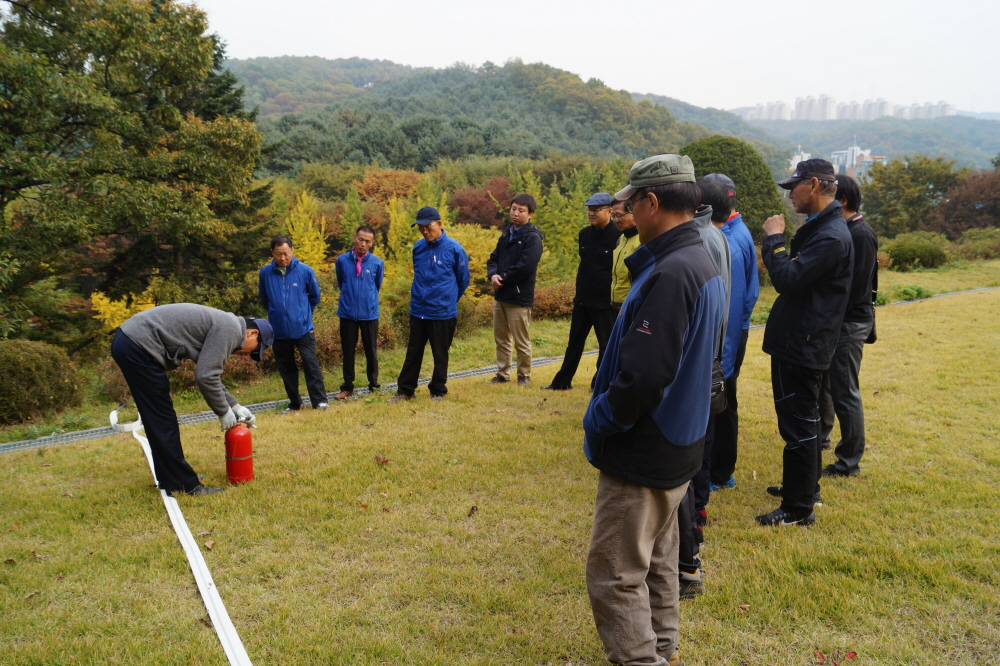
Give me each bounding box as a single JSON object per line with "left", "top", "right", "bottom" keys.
{"left": 862, "top": 156, "right": 965, "bottom": 238}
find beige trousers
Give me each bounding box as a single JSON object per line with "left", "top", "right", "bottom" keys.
{"left": 586, "top": 472, "right": 689, "bottom": 666}
{"left": 493, "top": 301, "right": 532, "bottom": 381}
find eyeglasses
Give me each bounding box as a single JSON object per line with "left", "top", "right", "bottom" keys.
{"left": 624, "top": 194, "right": 647, "bottom": 215}
{"left": 588, "top": 206, "right": 610, "bottom": 213}
{"left": 610, "top": 213, "right": 631, "bottom": 223}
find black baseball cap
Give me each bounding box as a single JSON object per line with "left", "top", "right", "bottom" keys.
{"left": 244, "top": 318, "right": 273, "bottom": 362}
{"left": 779, "top": 159, "right": 837, "bottom": 190}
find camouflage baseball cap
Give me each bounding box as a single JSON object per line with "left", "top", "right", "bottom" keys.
{"left": 614, "top": 154, "right": 697, "bottom": 201}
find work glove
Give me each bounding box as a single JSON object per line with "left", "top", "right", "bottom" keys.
{"left": 219, "top": 408, "right": 238, "bottom": 432}
{"left": 233, "top": 404, "right": 256, "bottom": 427}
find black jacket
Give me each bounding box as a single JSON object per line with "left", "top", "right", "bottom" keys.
{"left": 575, "top": 222, "right": 622, "bottom": 309}
{"left": 843, "top": 213, "right": 878, "bottom": 323}
{"left": 762, "top": 201, "right": 854, "bottom": 370}
{"left": 486, "top": 223, "right": 543, "bottom": 307}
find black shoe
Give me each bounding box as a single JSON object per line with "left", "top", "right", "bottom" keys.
{"left": 186, "top": 484, "right": 224, "bottom": 496}
{"left": 767, "top": 485, "right": 822, "bottom": 506}
{"left": 431, "top": 394, "right": 444, "bottom": 402}
{"left": 541, "top": 384, "right": 571, "bottom": 391}
{"left": 820, "top": 440, "right": 831, "bottom": 451}
{"left": 679, "top": 570, "right": 704, "bottom": 600}
{"left": 280, "top": 404, "right": 302, "bottom": 414}
{"left": 821, "top": 464, "right": 860, "bottom": 478}
{"left": 490, "top": 375, "right": 509, "bottom": 385}
{"left": 755, "top": 507, "right": 815, "bottom": 526}
{"left": 386, "top": 393, "right": 412, "bottom": 404}
{"left": 517, "top": 377, "right": 530, "bottom": 386}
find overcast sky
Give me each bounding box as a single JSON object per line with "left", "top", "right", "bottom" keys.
{"left": 191, "top": 0, "right": 1000, "bottom": 113}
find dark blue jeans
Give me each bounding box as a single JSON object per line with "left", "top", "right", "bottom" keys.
{"left": 111, "top": 330, "right": 200, "bottom": 494}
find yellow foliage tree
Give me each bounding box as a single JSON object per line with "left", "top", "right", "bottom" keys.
{"left": 445, "top": 223, "right": 500, "bottom": 303}
{"left": 284, "top": 191, "right": 328, "bottom": 270}
{"left": 90, "top": 290, "right": 155, "bottom": 331}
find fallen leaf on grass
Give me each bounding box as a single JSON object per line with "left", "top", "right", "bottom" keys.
{"left": 31, "top": 551, "right": 45, "bottom": 561}
{"left": 815, "top": 650, "right": 826, "bottom": 664}
{"left": 552, "top": 411, "right": 562, "bottom": 415}
{"left": 500, "top": 577, "right": 509, "bottom": 583}
{"left": 40, "top": 463, "right": 52, "bottom": 467}
{"left": 196, "top": 530, "right": 213, "bottom": 537}
{"left": 845, "top": 652, "right": 857, "bottom": 660}
{"left": 365, "top": 527, "right": 374, "bottom": 532}
{"left": 382, "top": 507, "right": 392, "bottom": 513}
{"left": 527, "top": 426, "right": 535, "bottom": 430}
{"left": 378, "top": 492, "right": 388, "bottom": 497}
{"left": 8, "top": 523, "right": 19, "bottom": 531}
{"left": 363, "top": 422, "right": 374, "bottom": 429}
{"left": 752, "top": 470, "right": 757, "bottom": 480}
{"left": 4, "top": 558, "right": 14, "bottom": 565}
{"left": 468, "top": 506, "right": 478, "bottom": 517}
{"left": 496, "top": 409, "right": 506, "bottom": 412}
{"left": 24, "top": 591, "right": 39, "bottom": 600}
{"left": 738, "top": 604, "right": 750, "bottom": 611}
{"left": 199, "top": 616, "right": 213, "bottom": 629}
{"left": 374, "top": 455, "right": 390, "bottom": 465}
{"left": 62, "top": 492, "right": 74, "bottom": 497}
{"left": 55, "top": 573, "right": 64, "bottom": 580}
{"left": 358, "top": 504, "right": 369, "bottom": 510}
{"left": 873, "top": 390, "right": 880, "bottom": 395}
{"left": 203, "top": 540, "right": 216, "bottom": 551}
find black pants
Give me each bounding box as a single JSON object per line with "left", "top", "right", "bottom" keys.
{"left": 771, "top": 357, "right": 824, "bottom": 514}
{"left": 678, "top": 483, "right": 702, "bottom": 575}
{"left": 550, "top": 305, "right": 616, "bottom": 389}
{"left": 692, "top": 415, "right": 715, "bottom": 512}
{"left": 710, "top": 330, "right": 749, "bottom": 485}
{"left": 111, "top": 330, "right": 200, "bottom": 494}
{"left": 273, "top": 331, "right": 327, "bottom": 408}
{"left": 396, "top": 316, "right": 457, "bottom": 397}
{"left": 340, "top": 318, "right": 380, "bottom": 392}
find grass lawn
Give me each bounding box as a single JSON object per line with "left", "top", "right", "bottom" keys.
{"left": 2, "top": 289, "right": 999, "bottom": 664}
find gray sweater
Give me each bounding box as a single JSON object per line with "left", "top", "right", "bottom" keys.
{"left": 119, "top": 303, "right": 245, "bottom": 416}
{"left": 694, "top": 205, "right": 732, "bottom": 355}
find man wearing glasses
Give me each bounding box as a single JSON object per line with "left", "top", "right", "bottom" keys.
{"left": 757, "top": 159, "right": 853, "bottom": 526}
{"left": 610, "top": 199, "right": 641, "bottom": 308}
{"left": 543, "top": 192, "right": 621, "bottom": 391}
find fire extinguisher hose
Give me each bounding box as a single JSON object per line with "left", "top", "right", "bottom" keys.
{"left": 110, "top": 411, "right": 253, "bottom": 666}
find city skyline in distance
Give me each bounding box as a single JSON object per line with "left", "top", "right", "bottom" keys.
{"left": 740, "top": 96, "right": 958, "bottom": 122}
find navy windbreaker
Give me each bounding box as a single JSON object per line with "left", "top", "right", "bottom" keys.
{"left": 583, "top": 222, "right": 727, "bottom": 490}
{"left": 336, "top": 251, "right": 384, "bottom": 321}
{"left": 258, "top": 258, "right": 321, "bottom": 340}
{"left": 409, "top": 230, "right": 470, "bottom": 320}
{"left": 719, "top": 214, "right": 759, "bottom": 377}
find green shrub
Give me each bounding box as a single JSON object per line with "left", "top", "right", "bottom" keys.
{"left": 951, "top": 228, "right": 1000, "bottom": 261}
{"left": 898, "top": 285, "right": 933, "bottom": 301}
{"left": 0, "top": 339, "right": 82, "bottom": 424}
{"left": 884, "top": 232, "right": 948, "bottom": 271}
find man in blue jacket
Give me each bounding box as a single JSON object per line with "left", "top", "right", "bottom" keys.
{"left": 583, "top": 155, "right": 726, "bottom": 666}
{"left": 702, "top": 173, "right": 760, "bottom": 494}
{"left": 388, "top": 207, "right": 470, "bottom": 402}
{"left": 334, "top": 225, "right": 384, "bottom": 400}
{"left": 258, "top": 235, "right": 328, "bottom": 412}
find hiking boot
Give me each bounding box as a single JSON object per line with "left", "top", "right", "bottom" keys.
{"left": 185, "top": 484, "right": 224, "bottom": 496}
{"left": 489, "top": 375, "right": 509, "bottom": 385}
{"left": 541, "top": 384, "right": 571, "bottom": 391}
{"left": 766, "top": 485, "right": 822, "bottom": 506}
{"left": 666, "top": 651, "right": 685, "bottom": 666}
{"left": 517, "top": 377, "right": 530, "bottom": 386}
{"left": 386, "top": 393, "right": 412, "bottom": 404}
{"left": 821, "top": 464, "right": 860, "bottom": 478}
{"left": 710, "top": 474, "right": 736, "bottom": 491}
{"left": 755, "top": 507, "right": 815, "bottom": 526}
{"left": 333, "top": 390, "right": 353, "bottom": 401}
{"left": 679, "top": 569, "right": 704, "bottom": 600}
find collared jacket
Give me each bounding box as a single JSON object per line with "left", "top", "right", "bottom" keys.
{"left": 258, "top": 257, "right": 321, "bottom": 340}
{"left": 693, "top": 205, "right": 732, "bottom": 357}
{"left": 119, "top": 304, "right": 244, "bottom": 417}
{"left": 719, "top": 213, "right": 760, "bottom": 377}
{"left": 336, "top": 250, "right": 384, "bottom": 321}
{"left": 611, "top": 226, "right": 640, "bottom": 305}
{"left": 583, "top": 222, "right": 727, "bottom": 490}
{"left": 486, "top": 222, "right": 543, "bottom": 307}
{"left": 410, "top": 230, "right": 471, "bottom": 320}
{"left": 575, "top": 222, "right": 622, "bottom": 309}
{"left": 843, "top": 213, "right": 878, "bottom": 324}
{"left": 762, "top": 201, "right": 854, "bottom": 370}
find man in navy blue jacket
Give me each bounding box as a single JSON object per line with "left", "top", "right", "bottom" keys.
{"left": 334, "top": 225, "right": 385, "bottom": 400}
{"left": 583, "top": 155, "right": 726, "bottom": 666}
{"left": 389, "top": 207, "right": 470, "bottom": 402}
{"left": 259, "top": 235, "right": 328, "bottom": 412}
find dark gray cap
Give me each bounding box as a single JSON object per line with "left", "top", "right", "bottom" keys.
{"left": 703, "top": 173, "right": 736, "bottom": 196}
{"left": 615, "top": 154, "right": 696, "bottom": 201}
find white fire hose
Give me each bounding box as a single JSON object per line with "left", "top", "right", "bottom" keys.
{"left": 110, "top": 411, "right": 252, "bottom": 666}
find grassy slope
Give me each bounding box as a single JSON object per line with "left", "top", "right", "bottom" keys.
{"left": 2, "top": 290, "right": 999, "bottom": 665}
{"left": 4, "top": 259, "right": 1000, "bottom": 445}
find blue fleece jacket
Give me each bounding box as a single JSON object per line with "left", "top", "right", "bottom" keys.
{"left": 409, "top": 230, "right": 470, "bottom": 320}
{"left": 583, "top": 222, "right": 727, "bottom": 490}
{"left": 720, "top": 214, "right": 759, "bottom": 377}
{"left": 258, "top": 258, "right": 321, "bottom": 340}
{"left": 336, "top": 251, "right": 384, "bottom": 321}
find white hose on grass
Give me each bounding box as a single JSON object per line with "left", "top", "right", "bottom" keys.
{"left": 110, "top": 411, "right": 253, "bottom": 666}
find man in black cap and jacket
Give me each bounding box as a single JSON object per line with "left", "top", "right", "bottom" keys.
{"left": 544, "top": 192, "right": 621, "bottom": 391}
{"left": 488, "top": 193, "right": 544, "bottom": 386}
{"left": 757, "top": 159, "right": 854, "bottom": 526}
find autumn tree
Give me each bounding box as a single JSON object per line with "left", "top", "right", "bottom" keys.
{"left": 861, "top": 156, "right": 966, "bottom": 238}
{"left": 924, "top": 170, "right": 1000, "bottom": 238}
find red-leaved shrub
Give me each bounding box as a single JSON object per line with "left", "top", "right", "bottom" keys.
{"left": 533, "top": 283, "right": 575, "bottom": 319}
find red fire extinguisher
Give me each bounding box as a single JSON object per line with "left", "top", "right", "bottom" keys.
{"left": 225, "top": 424, "right": 254, "bottom": 484}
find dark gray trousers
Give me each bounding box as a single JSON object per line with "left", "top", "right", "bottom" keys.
{"left": 273, "top": 331, "right": 327, "bottom": 409}
{"left": 819, "top": 320, "right": 873, "bottom": 475}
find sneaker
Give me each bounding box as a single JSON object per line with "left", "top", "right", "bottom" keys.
{"left": 386, "top": 393, "right": 412, "bottom": 404}
{"left": 279, "top": 405, "right": 301, "bottom": 414}
{"left": 755, "top": 507, "right": 815, "bottom": 526}
{"left": 315, "top": 402, "right": 329, "bottom": 410}
{"left": 333, "top": 390, "right": 354, "bottom": 401}
{"left": 696, "top": 508, "right": 708, "bottom": 528}
{"left": 517, "top": 377, "right": 530, "bottom": 386}
{"left": 710, "top": 474, "right": 736, "bottom": 492}
{"left": 489, "top": 375, "right": 509, "bottom": 385}
{"left": 679, "top": 569, "right": 704, "bottom": 600}
{"left": 431, "top": 394, "right": 444, "bottom": 402}
{"left": 541, "top": 384, "right": 571, "bottom": 391}
{"left": 821, "top": 464, "right": 860, "bottom": 478}
{"left": 766, "top": 485, "right": 822, "bottom": 507}
{"left": 185, "top": 484, "right": 224, "bottom": 496}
